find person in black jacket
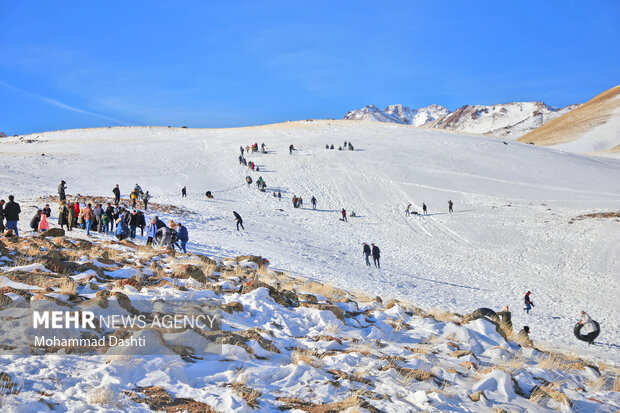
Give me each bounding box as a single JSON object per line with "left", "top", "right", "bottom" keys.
{"left": 137, "top": 211, "right": 146, "bottom": 236}
{"left": 58, "top": 180, "right": 67, "bottom": 201}
{"left": 113, "top": 184, "right": 121, "bottom": 204}
{"left": 4, "top": 195, "right": 21, "bottom": 236}
{"left": 311, "top": 196, "right": 317, "bottom": 210}
{"left": 371, "top": 243, "right": 380, "bottom": 268}
{"left": 30, "top": 210, "right": 42, "bottom": 232}
{"left": 181, "top": 186, "right": 187, "bottom": 198}
{"left": 43, "top": 204, "right": 52, "bottom": 218}
{"left": 128, "top": 210, "right": 139, "bottom": 239}
{"left": 362, "top": 242, "right": 371, "bottom": 266}
{"left": 154, "top": 216, "right": 166, "bottom": 230}
{"left": 233, "top": 211, "right": 244, "bottom": 231}
{"left": 0, "top": 199, "right": 5, "bottom": 233}
{"left": 58, "top": 202, "right": 69, "bottom": 230}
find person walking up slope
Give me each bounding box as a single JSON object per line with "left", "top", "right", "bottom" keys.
{"left": 422, "top": 203, "right": 427, "bottom": 215}
{"left": 233, "top": 211, "right": 245, "bottom": 231}
{"left": 371, "top": 243, "right": 381, "bottom": 268}
{"left": 113, "top": 185, "right": 121, "bottom": 205}
{"left": 362, "top": 242, "right": 371, "bottom": 266}
{"left": 448, "top": 200, "right": 453, "bottom": 213}
{"left": 142, "top": 191, "right": 151, "bottom": 210}
{"left": 524, "top": 291, "right": 534, "bottom": 314}
{"left": 311, "top": 196, "right": 317, "bottom": 210}
{"left": 341, "top": 208, "right": 347, "bottom": 222}
{"left": 182, "top": 186, "right": 187, "bottom": 198}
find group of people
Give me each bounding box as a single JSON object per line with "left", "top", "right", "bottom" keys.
{"left": 405, "top": 200, "right": 454, "bottom": 216}
{"left": 241, "top": 143, "right": 266, "bottom": 155}
{"left": 325, "top": 140, "right": 355, "bottom": 151}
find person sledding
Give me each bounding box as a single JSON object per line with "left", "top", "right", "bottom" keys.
{"left": 575, "top": 311, "right": 600, "bottom": 345}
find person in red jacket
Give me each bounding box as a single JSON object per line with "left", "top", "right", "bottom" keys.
{"left": 341, "top": 208, "right": 347, "bottom": 222}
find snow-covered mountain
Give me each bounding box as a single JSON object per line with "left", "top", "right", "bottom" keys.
{"left": 383, "top": 104, "right": 450, "bottom": 126}
{"left": 344, "top": 101, "right": 578, "bottom": 138}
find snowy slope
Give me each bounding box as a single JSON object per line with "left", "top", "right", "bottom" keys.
{"left": 1, "top": 120, "right": 619, "bottom": 364}
{"left": 519, "top": 85, "right": 620, "bottom": 154}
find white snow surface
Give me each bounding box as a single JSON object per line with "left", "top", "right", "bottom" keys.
{"left": 1, "top": 120, "right": 619, "bottom": 365}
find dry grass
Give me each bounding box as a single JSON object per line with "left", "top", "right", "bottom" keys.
{"left": 59, "top": 277, "right": 77, "bottom": 295}
{"left": 427, "top": 308, "right": 461, "bottom": 323}
{"left": 291, "top": 348, "right": 324, "bottom": 368}
{"left": 529, "top": 382, "right": 572, "bottom": 408}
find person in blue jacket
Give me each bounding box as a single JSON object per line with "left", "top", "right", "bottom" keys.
{"left": 115, "top": 209, "right": 128, "bottom": 241}
{"left": 176, "top": 222, "right": 189, "bottom": 253}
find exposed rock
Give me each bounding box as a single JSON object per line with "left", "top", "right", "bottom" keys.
{"left": 173, "top": 264, "right": 206, "bottom": 283}
{"left": 39, "top": 228, "right": 65, "bottom": 238}
{"left": 222, "top": 301, "right": 244, "bottom": 313}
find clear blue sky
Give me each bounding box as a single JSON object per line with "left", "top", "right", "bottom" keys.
{"left": 1, "top": 0, "right": 618, "bottom": 135}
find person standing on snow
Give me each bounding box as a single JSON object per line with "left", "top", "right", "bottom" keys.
{"left": 146, "top": 217, "right": 157, "bottom": 246}
{"left": 341, "top": 208, "right": 347, "bottom": 222}
{"left": 113, "top": 184, "right": 121, "bottom": 204}
{"left": 362, "top": 242, "right": 371, "bottom": 266}
{"left": 182, "top": 186, "right": 187, "bottom": 198}
{"left": 83, "top": 203, "right": 94, "bottom": 236}
{"left": 405, "top": 204, "right": 411, "bottom": 217}
{"left": 289, "top": 144, "right": 295, "bottom": 155}
{"left": 311, "top": 196, "right": 317, "bottom": 210}
{"left": 142, "top": 191, "right": 151, "bottom": 210}
{"left": 4, "top": 195, "right": 21, "bottom": 236}
{"left": 57, "top": 202, "right": 68, "bottom": 231}
{"left": 524, "top": 291, "right": 534, "bottom": 314}
{"left": 0, "top": 199, "right": 5, "bottom": 233}
{"left": 58, "top": 180, "right": 67, "bottom": 201}
{"left": 137, "top": 211, "right": 146, "bottom": 236}
{"left": 578, "top": 311, "right": 598, "bottom": 345}
{"left": 233, "top": 211, "right": 245, "bottom": 231}
{"left": 67, "top": 202, "right": 75, "bottom": 231}
{"left": 128, "top": 209, "right": 139, "bottom": 239}
{"left": 130, "top": 189, "right": 138, "bottom": 208}
{"left": 240, "top": 146, "right": 244, "bottom": 155}
{"left": 93, "top": 204, "right": 103, "bottom": 232}
{"left": 371, "top": 243, "right": 381, "bottom": 268}
{"left": 422, "top": 203, "right": 427, "bottom": 215}
{"left": 115, "top": 209, "right": 128, "bottom": 241}
{"left": 176, "top": 222, "right": 189, "bottom": 253}
{"left": 448, "top": 200, "right": 454, "bottom": 213}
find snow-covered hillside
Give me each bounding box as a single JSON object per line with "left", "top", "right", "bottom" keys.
{"left": 519, "top": 85, "right": 620, "bottom": 155}
{"left": 1, "top": 120, "right": 619, "bottom": 367}
{"left": 344, "top": 102, "right": 577, "bottom": 138}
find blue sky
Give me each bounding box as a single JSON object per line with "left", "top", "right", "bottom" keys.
{"left": 1, "top": 1, "right": 618, "bottom": 135}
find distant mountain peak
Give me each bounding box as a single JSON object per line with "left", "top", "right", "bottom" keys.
{"left": 344, "top": 100, "right": 578, "bottom": 138}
